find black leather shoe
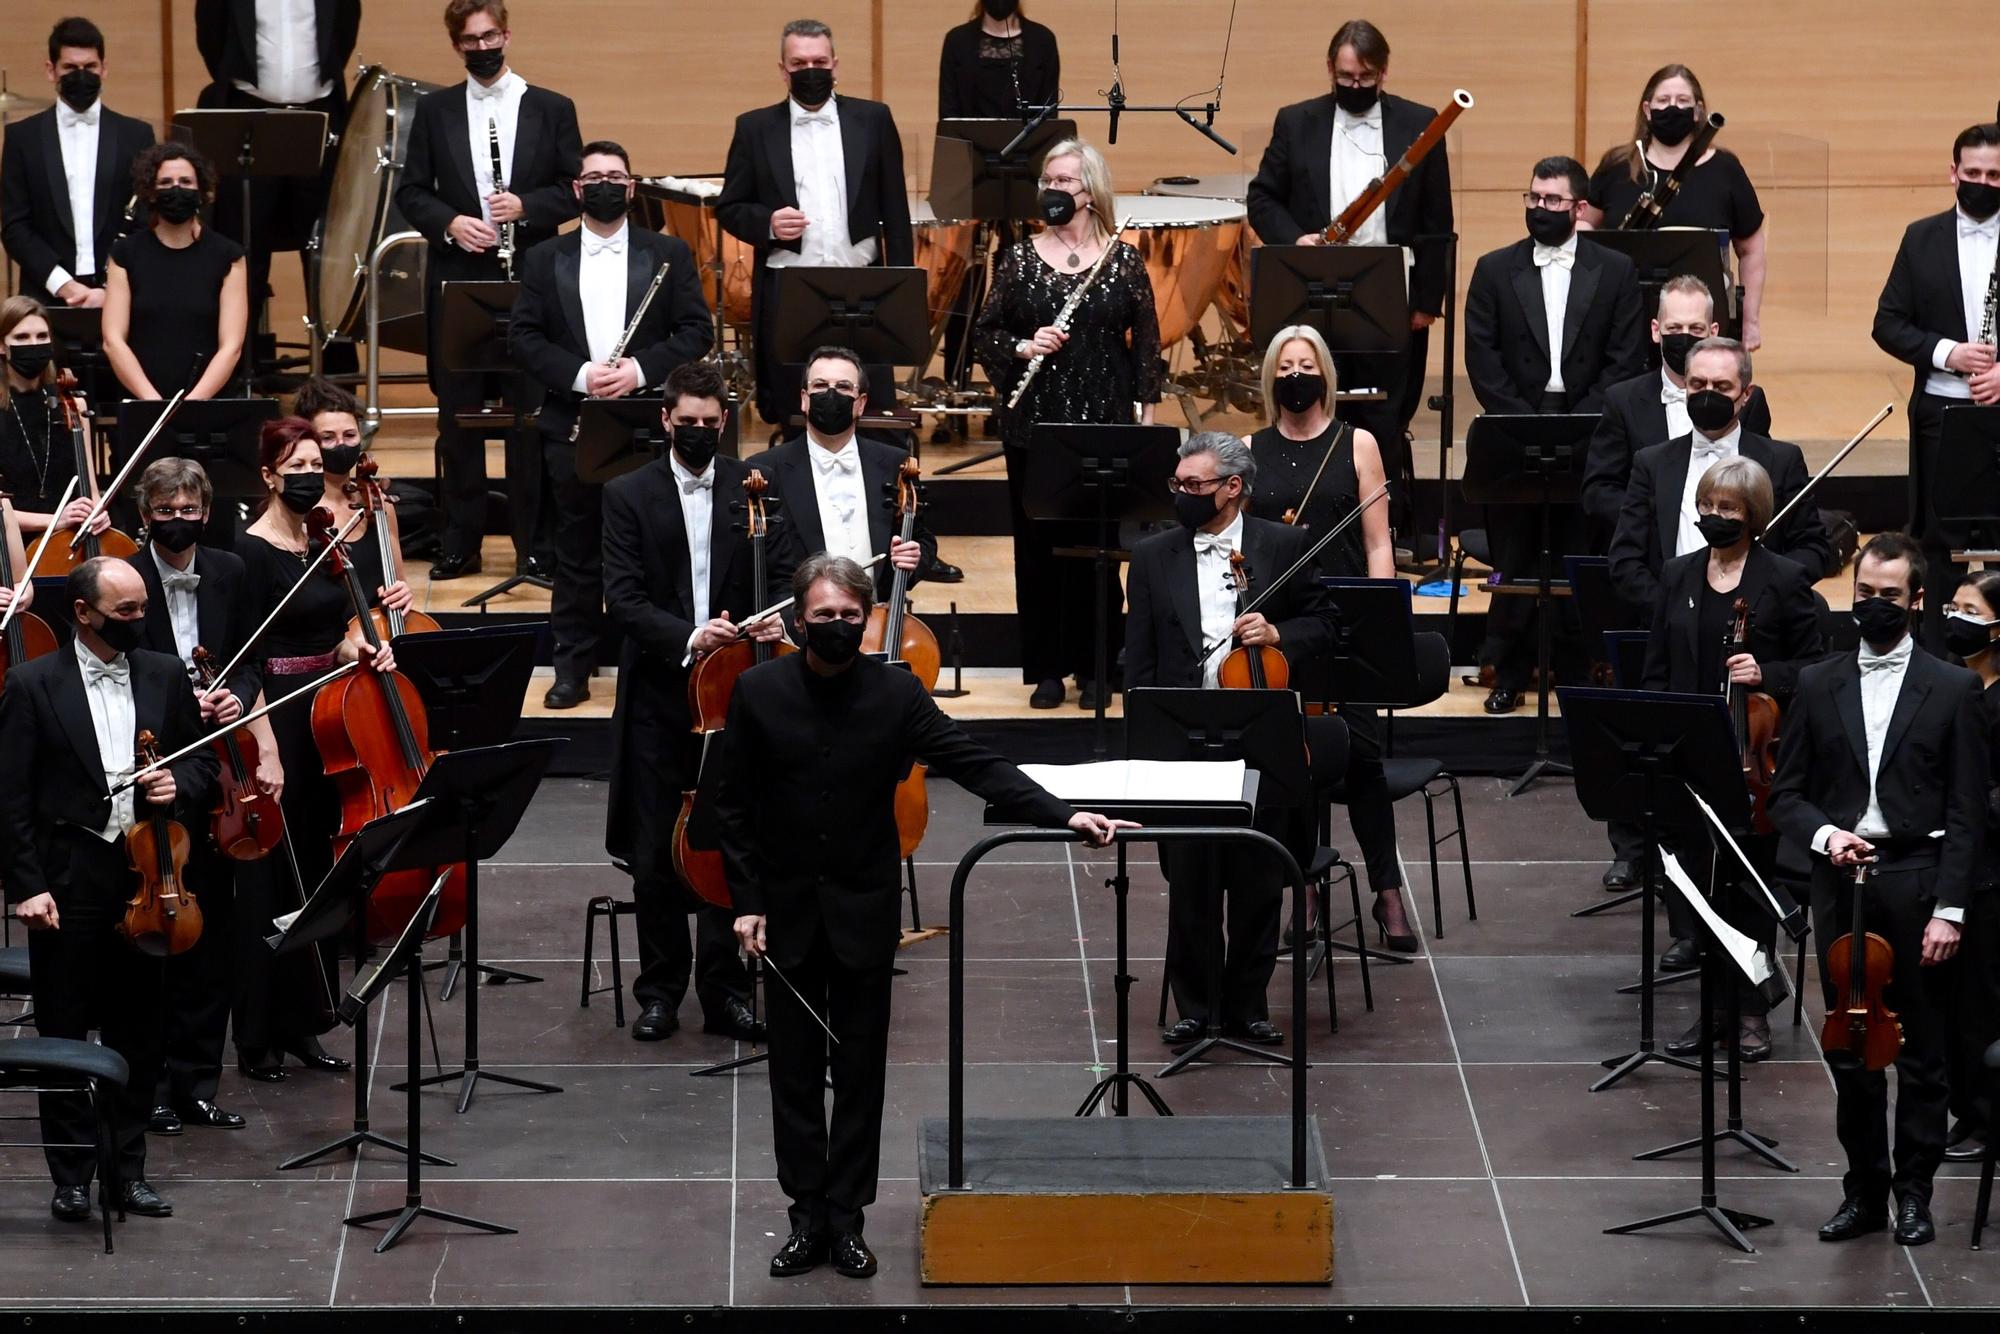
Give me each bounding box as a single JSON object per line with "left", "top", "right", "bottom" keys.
{"left": 1659, "top": 936, "right": 1703, "bottom": 971}
{"left": 542, "top": 677, "right": 590, "bottom": 710}
{"left": 1945, "top": 1121, "right": 1988, "bottom": 1162}
{"left": 1735, "top": 1015, "right": 1773, "bottom": 1063}
{"left": 1029, "top": 678, "right": 1064, "bottom": 709}
{"left": 1077, "top": 679, "right": 1107, "bottom": 710}
{"left": 121, "top": 1180, "right": 173, "bottom": 1218}
{"left": 50, "top": 1186, "right": 89, "bottom": 1222}
{"left": 236, "top": 1051, "right": 287, "bottom": 1082}
{"left": 1664, "top": 1019, "right": 1717, "bottom": 1058}
{"left": 703, "top": 997, "right": 767, "bottom": 1041}
{"left": 1894, "top": 1197, "right": 1935, "bottom": 1246}
{"left": 831, "top": 1230, "right": 878, "bottom": 1278}
{"left": 1232, "top": 1019, "right": 1285, "bottom": 1045}
{"left": 176, "top": 1099, "right": 246, "bottom": 1129}
{"left": 148, "top": 1104, "right": 184, "bottom": 1135}
{"left": 428, "top": 550, "right": 482, "bottom": 580}
{"left": 770, "top": 1228, "right": 828, "bottom": 1276}
{"left": 1482, "top": 687, "right": 1519, "bottom": 715}
{"left": 282, "top": 1036, "right": 350, "bottom": 1072}
{"left": 1162, "top": 1017, "right": 1204, "bottom": 1045}
{"left": 1602, "top": 860, "right": 1634, "bottom": 891}
{"left": 1818, "top": 1196, "right": 1887, "bottom": 1242}
{"left": 929, "top": 559, "right": 966, "bottom": 584}
{"left": 521, "top": 555, "right": 554, "bottom": 582}
{"left": 631, "top": 1001, "right": 677, "bottom": 1041}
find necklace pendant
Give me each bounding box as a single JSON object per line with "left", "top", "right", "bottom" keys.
{"left": 1067, "top": 252, "right": 1081, "bottom": 269}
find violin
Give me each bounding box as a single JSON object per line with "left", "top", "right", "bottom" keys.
{"left": 1722, "top": 597, "right": 1780, "bottom": 834}
{"left": 344, "top": 456, "right": 440, "bottom": 641}
{"left": 861, "top": 458, "right": 940, "bottom": 863}
{"left": 119, "top": 730, "right": 203, "bottom": 957}
{"left": 1820, "top": 860, "right": 1903, "bottom": 1072}
{"left": 0, "top": 508, "right": 57, "bottom": 688}
{"left": 190, "top": 646, "right": 284, "bottom": 860}
{"left": 39, "top": 382, "right": 137, "bottom": 574}
{"left": 306, "top": 506, "right": 465, "bottom": 943}
{"left": 1217, "top": 550, "right": 1290, "bottom": 690}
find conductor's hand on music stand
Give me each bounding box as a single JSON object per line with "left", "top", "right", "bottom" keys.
{"left": 447, "top": 215, "right": 499, "bottom": 253}
{"left": 1068, "top": 811, "right": 1137, "bottom": 848}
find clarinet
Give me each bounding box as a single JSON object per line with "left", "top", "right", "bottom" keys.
{"left": 568, "top": 260, "right": 672, "bottom": 443}
{"left": 1982, "top": 261, "right": 1998, "bottom": 349}
{"left": 487, "top": 118, "right": 516, "bottom": 280}
{"left": 1006, "top": 239, "right": 1119, "bottom": 411}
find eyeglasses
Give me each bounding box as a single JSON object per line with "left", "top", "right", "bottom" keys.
{"left": 147, "top": 504, "right": 204, "bottom": 520}
{"left": 1333, "top": 75, "right": 1380, "bottom": 89}
{"left": 1037, "top": 175, "right": 1082, "bottom": 190}
{"left": 577, "top": 172, "right": 633, "bottom": 187}
{"left": 1168, "top": 475, "right": 1229, "bottom": 496}
{"left": 805, "top": 379, "right": 860, "bottom": 396}
{"left": 455, "top": 29, "right": 506, "bottom": 50}
{"left": 1523, "top": 192, "right": 1576, "bottom": 210}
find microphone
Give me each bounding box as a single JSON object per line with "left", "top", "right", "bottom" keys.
{"left": 1177, "top": 108, "right": 1238, "bottom": 156}
{"left": 1106, "top": 32, "right": 1122, "bottom": 145}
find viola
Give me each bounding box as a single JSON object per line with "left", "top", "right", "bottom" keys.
{"left": 344, "top": 456, "right": 440, "bottom": 641}
{"left": 1722, "top": 596, "right": 1780, "bottom": 834}
{"left": 0, "top": 510, "right": 57, "bottom": 688}
{"left": 38, "top": 383, "right": 137, "bottom": 574}
{"left": 190, "top": 646, "right": 284, "bottom": 860}
{"left": 1217, "top": 550, "right": 1290, "bottom": 690}
{"left": 1820, "top": 860, "right": 1903, "bottom": 1073}
{"left": 119, "top": 729, "right": 203, "bottom": 957}
{"left": 305, "top": 506, "right": 466, "bottom": 943}
{"left": 861, "top": 458, "right": 940, "bottom": 862}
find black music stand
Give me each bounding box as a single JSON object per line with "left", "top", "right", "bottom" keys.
{"left": 1581, "top": 230, "right": 1733, "bottom": 350}
{"left": 437, "top": 280, "right": 540, "bottom": 606}
{"left": 771, "top": 267, "right": 930, "bottom": 368}
{"left": 1127, "top": 687, "right": 1314, "bottom": 1077}
{"left": 114, "top": 398, "right": 276, "bottom": 500}
{"left": 1934, "top": 405, "right": 2000, "bottom": 558}
{"left": 42, "top": 308, "right": 118, "bottom": 411}
{"left": 573, "top": 396, "right": 669, "bottom": 484}
{"left": 1463, "top": 412, "right": 1598, "bottom": 795}
{"left": 1250, "top": 244, "right": 1408, "bottom": 370}
{"left": 930, "top": 118, "right": 1079, "bottom": 223}
{"left": 1560, "top": 687, "right": 1742, "bottom": 1093}
{"left": 1022, "top": 422, "right": 1179, "bottom": 755}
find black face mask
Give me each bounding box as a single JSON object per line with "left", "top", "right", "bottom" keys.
{"left": 1334, "top": 83, "right": 1380, "bottom": 116}
{"left": 1852, "top": 595, "right": 1912, "bottom": 649}
{"left": 807, "top": 388, "right": 856, "bottom": 436}
{"left": 7, "top": 343, "right": 56, "bottom": 380}
{"left": 153, "top": 186, "right": 201, "bottom": 224}
{"left": 1943, "top": 612, "right": 1996, "bottom": 660}
{"left": 1524, "top": 207, "right": 1575, "bottom": 246}
{"left": 1648, "top": 104, "right": 1697, "bottom": 146}
{"left": 463, "top": 46, "right": 506, "bottom": 81}
{"left": 1957, "top": 178, "right": 2000, "bottom": 222}
{"left": 318, "top": 444, "right": 362, "bottom": 475}
{"left": 671, "top": 425, "right": 720, "bottom": 473}
{"left": 789, "top": 67, "right": 834, "bottom": 108}
{"left": 1659, "top": 331, "right": 1700, "bottom": 376}
{"left": 276, "top": 472, "right": 324, "bottom": 514}
{"left": 802, "top": 616, "right": 864, "bottom": 666}
{"left": 1695, "top": 513, "right": 1744, "bottom": 549}
{"left": 1173, "top": 490, "right": 1219, "bottom": 531}
{"left": 149, "top": 517, "right": 202, "bottom": 554}
{"left": 91, "top": 613, "right": 145, "bottom": 656}
{"left": 1038, "top": 187, "right": 1078, "bottom": 227}
{"left": 983, "top": 0, "right": 1019, "bottom": 17}
{"left": 57, "top": 69, "right": 101, "bottom": 114}
{"left": 1274, "top": 372, "right": 1325, "bottom": 415}
{"left": 580, "top": 181, "right": 630, "bottom": 224}
{"left": 1686, "top": 389, "right": 1738, "bottom": 434}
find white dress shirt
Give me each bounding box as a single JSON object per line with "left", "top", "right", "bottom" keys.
{"left": 806, "top": 432, "right": 872, "bottom": 564}
{"left": 74, "top": 636, "right": 137, "bottom": 842}
{"left": 1927, "top": 206, "right": 2000, "bottom": 400}
{"left": 1660, "top": 368, "right": 1693, "bottom": 441}
{"left": 1534, "top": 235, "right": 1578, "bottom": 393}
{"left": 673, "top": 452, "right": 715, "bottom": 640}
{"left": 465, "top": 70, "right": 526, "bottom": 228}
{"left": 157, "top": 553, "right": 201, "bottom": 667}
{"left": 46, "top": 98, "right": 101, "bottom": 294}
{"left": 1675, "top": 421, "right": 1741, "bottom": 558}
{"left": 568, "top": 223, "right": 646, "bottom": 393}
{"left": 768, "top": 96, "right": 878, "bottom": 270}
{"left": 1193, "top": 511, "right": 1246, "bottom": 689}
{"left": 236, "top": 0, "right": 332, "bottom": 105}
{"left": 1328, "top": 103, "right": 1387, "bottom": 248}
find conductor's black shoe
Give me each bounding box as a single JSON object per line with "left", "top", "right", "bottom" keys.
{"left": 631, "top": 1002, "right": 677, "bottom": 1042}
{"left": 1602, "top": 860, "right": 1634, "bottom": 890}
{"left": 1029, "top": 678, "right": 1065, "bottom": 709}
{"left": 1664, "top": 1019, "right": 1718, "bottom": 1058}
{"left": 1659, "top": 936, "right": 1703, "bottom": 971}
{"left": 770, "top": 1229, "right": 828, "bottom": 1276}
{"left": 1482, "top": 687, "right": 1519, "bottom": 715}
{"left": 1232, "top": 1019, "right": 1285, "bottom": 1045}
{"left": 703, "top": 997, "right": 766, "bottom": 1041}
{"left": 1945, "top": 1121, "right": 1988, "bottom": 1162}
{"left": 1736, "top": 1015, "right": 1773, "bottom": 1063}
{"left": 1817, "top": 1196, "right": 1887, "bottom": 1242}
{"left": 1894, "top": 1198, "right": 1936, "bottom": 1246}
{"left": 429, "top": 550, "right": 482, "bottom": 580}
{"left": 177, "top": 1099, "right": 246, "bottom": 1129}
{"left": 831, "top": 1230, "right": 878, "bottom": 1278}
{"left": 929, "top": 559, "right": 965, "bottom": 584}
{"left": 148, "top": 1104, "right": 184, "bottom": 1135}
{"left": 543, "top": 677, "right": 590, "bottom": 710}
{"left": 50, "top": 1186, "right": 90, "bottom": 1222}
{"left": 121, "top": 1180, "right": 173, "bottom": 1218}
{"left": 1162, "top": 1017, "right": 1204, "bottom": 1045}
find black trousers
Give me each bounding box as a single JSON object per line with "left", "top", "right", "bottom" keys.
{"left": 1909, "top": 391, "right": 1963, "bottom": 653}
{"left": 1326, "top": 705, "right": 1403, "bottom": 893}
{"left": 1480, "top": 501, "right": 1590, "bottom": 694}
{"left": 1002, "top": 442, "right": 1124, "bottom": 685}
{"left": 1161, "top": 812, "right": 1305, "bottom": 1027}
{"left": 434, "top": 369, "right": 544, "bottom": 562}
{"left": 1810, "top": 861, "right": 1956, "bottom": 1206}
{"left": 156, "top": 846, "right": 235, "bottom": 1105}
{"left": 1945, "top": 888, "right": 2000, "bottom": 1135}
{"left": 542, "top": 433, "right": 604, "bottom": 680}
{"left": 765, "top": 926, "right": 894, "bottom": 1236}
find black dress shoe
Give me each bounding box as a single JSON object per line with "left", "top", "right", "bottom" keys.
{"left": 236, "top": 1052, "right": 287, "bottom": 1083}
{"left": 121, "top": 1180, "right": 173, "bottom": 1218}
{"left": 1482, "top": 687, "right": 1520, "bottom": 715}
{"left": 1945, "top": 1121, "right": 1988, "bottom": 1162}
{"left": 521, "top": 555, "right": 554, "bottom": 582}
{"left": 1162, "top": 1017, "right": 1204, "bottom": 1045}
{"left": 929, "top": 559, "right": 966, "bottom": 584}
{"left": 831, "top": 1230, "right": 878, "bottom": 1278}
{"left": 1818, "top": 1196, "right": 1887, "bottom": 1242}
{"left": 770, "top": 1228, "right": 829, "bottom": 1276}
{"left": 148, "top": 1104, "right": 184, "bottom": 1135}
{"left": 1601, "top": 860, "right": 1634, "bottom": 890}
{"left": 50, "top": 1185, "right": 90, "bottom": 1222}
{"left": 428, "top": 550, "right": 482, "bottom": 580}
{"left": 543, "top": 677, "right": 590, "bottom": 710}
{"left": 631, "top": 1001, "right": 678, "bottom": 1041}
{"left": 1232, "top": 1019, "right": 1285, "bottom": 1045}
{"left": 1664, "top": 1018, "right": 1718, "bottom": 1058}
{"left": 1894, "top": 1197, "right": 1935, "bottom": 1245}
{"left": 1735, "top": 1015, "right": 1773, "bottom": 1063}
{"left": 176, "top": 1099, "right": 246, "bottom": 1129}
{"left": 1029, "top": 678, "right": 1064, "bottom": 709}
{"left": 1659, "top": 936, "right": 1703, "bottom": 971}
{"left": 1077, "top": 679, "right": 1107, "bottom": 710}
{"left": 282, "top": 1036, "right": 350, "bottom": 1072}
{"left": 703, "top": 997, "right": 767, "bottom": 1041}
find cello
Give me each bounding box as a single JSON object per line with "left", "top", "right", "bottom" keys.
{"left": 861, "top": 458, "right": 940, "bottom": 862}
{"left": 118, "top": 730, "right": 203, "bottom": 957}
{"left": 344, "top": 455, "right": 440, "bottom": 641}
{"left": 1819, "top": 860, "right": 1903, "bottom": 1072}
{"left": 1722, "top": 597, "right": 1781, "bottom": 833}
{"left": 189, "top": 646, "right": 285, "bottom": 861}
{"left": 0, "top": 504, "right": 57, "bottom": 688}
{"left": 39, "top": 381, "right": 137, "bottom": 573}
{"left": 1217, "top": 550, "right": 1290, "bottom": 689}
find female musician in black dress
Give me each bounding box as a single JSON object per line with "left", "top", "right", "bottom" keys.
{"left": 1240, "top": 325, "right": 1416, "bottom": 947}
{"left": 1939, "top": 570, "right": 2000, "bottom": 1162}
{"left": 1578, "top": 64, "right": 1768, "bottom": 351}
{"left": 294, "top": 378, "right": 408, "bottom": 585}
{"left": 974, "top": 137, "right": 1161, "bottom": 710}
{"left": 937, "top": 0, "right": 1060, "bottom": 119}
{"left": 0, "top": 296, "right": 99, "bottom": 544}
{"left": 102, "top": 143, "right": 248, "bottom": 400}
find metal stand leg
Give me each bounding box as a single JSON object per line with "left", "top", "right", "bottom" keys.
{"left": 1634, "top": 967, "right": 1796, "bottom": 1172}
{"left": 1159, "top": 875, "right": 1292, "bottom": 1079}
{"left": 1592, "top": 840, "right": 1700, "bottom": 1092}
{"left": 1078, "top": 843, "right": 1170, "bottom": 1116}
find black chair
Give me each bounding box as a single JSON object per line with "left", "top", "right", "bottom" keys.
{"left": 1, "top": 946, "right": 33, "bottom": 1028}
{"left": 581, "top": 860, "right": 638, "bottom": 1029}
{"left": 0, "top": 1036, "right": 129, "bottom": 1252}
{"left": 1972, "top": 1038, "right": 2000, "bottom": 1250}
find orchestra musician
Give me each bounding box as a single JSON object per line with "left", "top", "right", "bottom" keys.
{"left": 716, "top": 17, "right": 914, "bottom": 429}
{"left": 293, "top": 377, "right": 410, "bottom": 582}
{"left": 1871, "top": 121, "right": 2000, "bottom": 652}
{"left": 0, "top": 557, "right": 220, "bottom": 1225}
{"left": 937, "top": 0, "right": 1059, "bottom": 120}
{"left": 1125, "top": 433, "right": 1339, "bottom": 1039}
{"left": 125, "top": 458, "right": 269, "bottom": 1132}
{"left": 0, "top": 296, "right": 104, "bottom": 543}
{"left": 1638, "top": 456, "right": 1824, "bottom": 1047}
{"left": 395, "top": 0, "right": 582, "bottom": 581}
{"left": 1463, "top": 155, "right": 1646, "bottom": 715}
{"left": 972, "top": 137, "right": 1160, "bottom": 711}
{"left": 601, "top": 362, "right": 769, "bottom": 1045}
{"left": 1771, "top": 533, "right": 1987, "bottom": 1248}
{"left": 0, "top": 17, "right": 155, "bottom": 311}
{"left": 1579, "top": 64, "right": 1768, "bottom": 352}
{"left": 718, "top": 552, "right": 1126, "bottom": 1280}
{"left": 509, "top": 140, "right": 712, "bottom": 710}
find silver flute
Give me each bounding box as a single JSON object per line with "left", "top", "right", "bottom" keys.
{"left": 569, "top": 260, "right": 671, "bottom": 443}
{"left": 1006, "top": 239, "right": 1119, "bottom": 411}
{"left": 487, "top": 117, "right": 515, "bottom": 280}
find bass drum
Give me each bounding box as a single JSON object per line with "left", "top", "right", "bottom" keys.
{"left": 310, "top": 66, "right": 440, "bottom": 357}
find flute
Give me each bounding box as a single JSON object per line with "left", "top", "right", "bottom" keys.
{"left": 568, "top": 260, "right": 671, "bottom": 444}
{"left": 1006, "top": 239, "right": 1119, "bottom": 411}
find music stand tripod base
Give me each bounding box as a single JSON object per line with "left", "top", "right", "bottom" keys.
{"left": 1603, "top": 1201, "right": 1771, "bottom": 1254}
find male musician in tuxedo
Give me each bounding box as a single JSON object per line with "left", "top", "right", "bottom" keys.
{"left": 1124, "top": 433, "right": 1340, "bottom": 1041}
{"left": 395, "top": 0, "right": 581, "bottom": 580}
{"left": 0, "top": 558, "right": 219, "bottom": 1224}
{"left": 719, "top": 552, "right": 1125, "bottom": 1279}
{"left": 1463, "top": 156, "right": 1646, "bottom": 715}
{"left": 715, "top": 17, "right": 914, "bottom": 428}
{"left": 1872, "top": 122, "right": 2000, "bottom": 651}
{"left": 0, "top": 17, "right": 155, "bottom": 308}
{"left": 509, "top": 140, "right": 711, "bottom": 710}
{"left": 1581, "top": 275, "right": 1773, "bottom": 543}
{"left": 763, "top": 347, "right": 933, "bottom": 598}
{"left": 601, "top": 362, "right": 767, "bottom": 1045}
{"left": 1770, "top": 533, "right": 1988, "bottom": 1247}
{"left": 1246, "top": 18, "right": 1454, "bottom": 527}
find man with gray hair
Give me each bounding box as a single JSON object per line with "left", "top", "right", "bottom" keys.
{"left": 1125, "top": 431, "right": 1337, "bottom": 1044}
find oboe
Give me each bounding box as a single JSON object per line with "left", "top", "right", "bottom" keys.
{"left": 569, "top": 260, "right": 672, "bottom": 443}
{"left": 1006, "top": 239, "right": 1119, "bottom": 411}
{"left": 1981, "top": 261, "right": 1998, "bottom": 349}
{"left": 487, "top": 117, "right": 515, "bottom": 280}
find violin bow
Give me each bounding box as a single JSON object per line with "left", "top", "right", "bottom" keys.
{"left": 1760, "top": 403, "right": 1892, "bottom": 542}
{"left": 734, "top": 552, "right": 889, "bottom": 634}
{"left": 67, "top": 387, "right": 189, "bottom": 550}
{"left": 1, "top": 475, "right": 80, "bottom": 633}
{"left": 115, "top": 660, "right": 360, "bottom": 791}
{"left": 1196, "top": 481, "right": 1389, "bottom": 667}
{"left": 213, "top": 507, "right": 367, "bottom": 686}
{"left": 1283, "top": 423, "right": 1347, "bottom": 527}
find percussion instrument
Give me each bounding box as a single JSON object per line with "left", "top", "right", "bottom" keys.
{"left": 911, "top": 197, "right": 977, "bottom": 352}
{"left": 1145, "top": 178, "right": 1257, "bottom": 345}
{"left": 1115, "top": 194, "right": 1247, "bottom": 350}
{"left": 637, "top": 176, "right": 754, "bottom": 330}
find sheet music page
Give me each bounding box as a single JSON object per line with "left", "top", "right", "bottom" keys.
{"left": 1659, "top": 851, "right": 1774, "bottom": 988}
{"left": 1019, "top": 760, "right": 1247, "bottom": 805}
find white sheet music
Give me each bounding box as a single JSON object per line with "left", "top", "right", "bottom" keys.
{"left": 1019, "top": 760, "right": 1247, "bottom": 805}
{"left": 1659, "top": 851, "right": 1775, "bottom": 989}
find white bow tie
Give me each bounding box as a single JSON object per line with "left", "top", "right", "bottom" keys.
{"left": 1533, "top": 244, "right": 1574, "bottom": 271}
{"left": 1193, "top": 532, "right": 1233, "bottom": 556}
{"left": 584, "top": 236, "right": 624, "bottom": 257}
{"left": 470, "top": 79, "right": 508, "bottom": 101}
{"left": 1960, "top": 218, "right": 1999, "bottom": 240}
{"left": 58, "top": 105, "right": 98, "bottom": 129}
{"left": 1661, "top": 381, "right": 1687, "bottom": 405}
{"left": 82, "top": 654, "right": 129, "bottom": 687}
{"left": 679, "top": 471, "right": 713, "bottom": 495}
{"left": 1692, "top": 436, "right": 1731, "bottom": 459}
{"left": 795, "top": 112, "right": 833, "bottom": 127}
{"left": 813, "top": 446, "right": 858, "bottom": 476}
{"left": 159, "top": 566, "right": 200, "bottom": 594}
{"left": 1860, "top": 646, "right": 1910, "bottom": 674}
